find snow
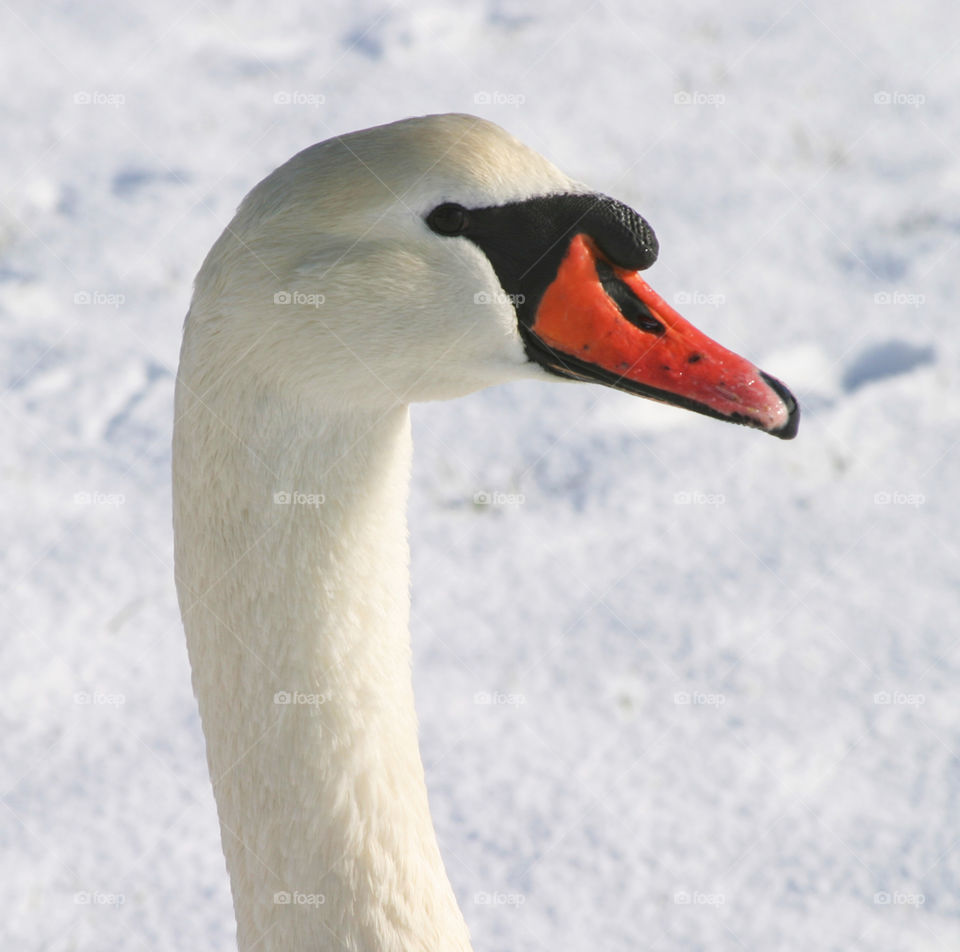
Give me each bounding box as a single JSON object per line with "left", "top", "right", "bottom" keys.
{"left": 2, "top": 1, "right": 958, "bottom": 949}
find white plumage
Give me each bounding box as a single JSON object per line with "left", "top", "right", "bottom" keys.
{"left": 174, "top": 112, "right": 795, "bottom": 952}
{"left": 174, "top": 115, "right": 580, "bottom": 952}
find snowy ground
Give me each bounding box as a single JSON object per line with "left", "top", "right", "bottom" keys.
{"left": 2, "top": 1, "right": 959, "bottom": 950}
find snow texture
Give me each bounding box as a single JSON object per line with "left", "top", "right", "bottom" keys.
{"left": 2, "top": 1, "right": 958, "bottom": 949}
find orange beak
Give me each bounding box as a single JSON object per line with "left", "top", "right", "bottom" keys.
{"left": 523, "top": 234, "right": 798, "bottom": 438}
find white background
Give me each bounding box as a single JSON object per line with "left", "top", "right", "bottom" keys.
{"left": 2, "top": 1, "right": 958, "bottom": 949}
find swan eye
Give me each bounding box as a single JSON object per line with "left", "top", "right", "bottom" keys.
{"left": 426, "top": 203, "right": 469, "bottom": 236}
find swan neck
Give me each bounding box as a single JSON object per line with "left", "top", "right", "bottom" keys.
{"left": 173, "top": 390, "right": 471, "bottom": 952}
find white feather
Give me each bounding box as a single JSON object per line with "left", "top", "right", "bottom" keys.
{"left": 173, "top": 114, "right": 582, "bottom": 951}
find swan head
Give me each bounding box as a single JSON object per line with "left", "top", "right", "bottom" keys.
{"left": 189, "top": 113, "right": 797, "bottom": 437}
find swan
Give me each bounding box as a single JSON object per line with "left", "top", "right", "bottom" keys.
{"left": 173, "top": 113, "right": 798, "bottom": 952}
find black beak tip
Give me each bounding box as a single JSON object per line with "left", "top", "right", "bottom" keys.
{"left": 760, "top": 372, "right": 800, "bottom": 440}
